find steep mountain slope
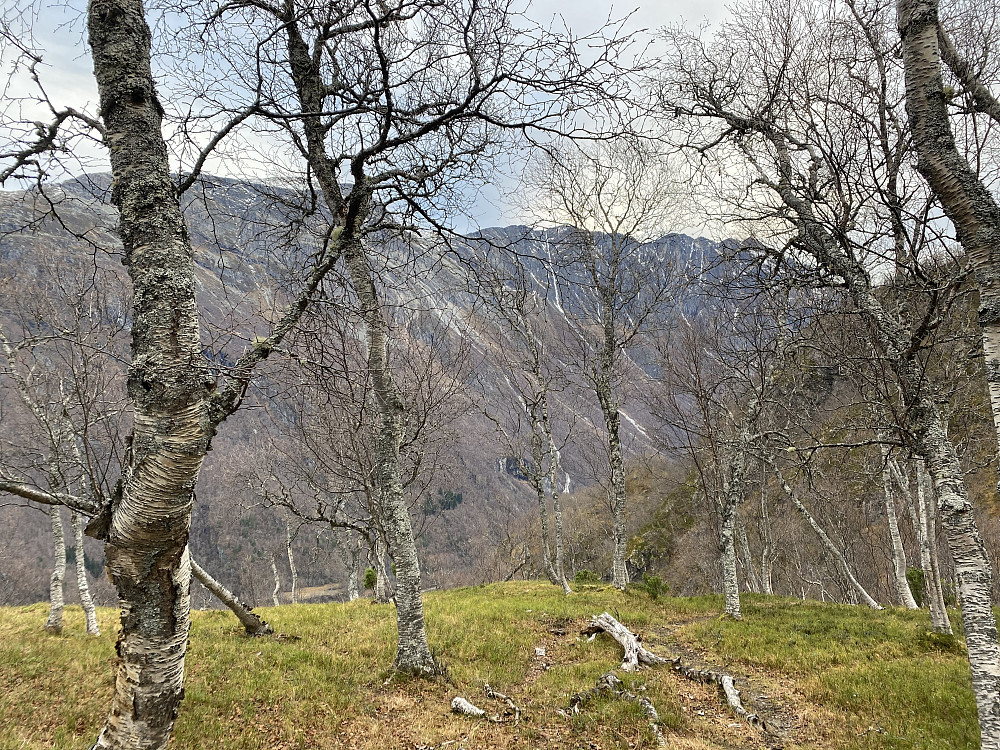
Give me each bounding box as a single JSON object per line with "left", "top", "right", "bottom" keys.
{"left": 0, "top": 174, "right": 715, "bottom": 604}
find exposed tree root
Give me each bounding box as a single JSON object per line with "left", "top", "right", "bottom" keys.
{"left": 451, "top": 684, "right": 522, "bottom": 724}
{"left": 583, "top": 612, "right": 772, "bottom": 733}
{"left": 564, "top": 672, "right": 666, "bottom": 748}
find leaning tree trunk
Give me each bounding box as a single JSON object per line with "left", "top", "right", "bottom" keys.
{"left": 190, "top": 558, "right": 273, "bottom": 636}
{"left": 343, "top": 240, "right": 434, "bottom": 674}
{"left": 774, "top": 466, "right": 882, "bottom": 609}
{"left": 897, "top": 0, "right": 1000, "bottom": 491}
{"left": 87, "top": 3, "right": 215, "bottom": 746}
{"left": 71, "top": 512, "right": 100, "bottom": 636}
{"left": 882, "top": 457, "right": 919, "bottom": 609}
{"left": 45, "top": 504, "right": 66, "bottom": 633}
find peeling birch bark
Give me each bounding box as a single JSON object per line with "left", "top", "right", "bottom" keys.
{"left": 86, "top": 1, "right": 212, "bottom": 744}
{"left": 773, "top": 466, "right": 882, "bottom": 609}
{"left": 72, "top": 513, "right": 101, "bottom": 636}
{"left": 190, "top": 558, "right": 273, "bottom": 636}
{"left": 45, "top": 504, "right": 66, "bottom": 634}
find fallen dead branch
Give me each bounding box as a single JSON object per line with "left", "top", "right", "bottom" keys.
{"left": 582, "top": 612, "right": 768, "bottom": 732}
{"left": 582, "top": 612, "right": 667, "bottom": 671}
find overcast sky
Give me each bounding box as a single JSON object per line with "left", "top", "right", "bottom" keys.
{"left": 7, "top": 0, "right": 733, "bottom": 235}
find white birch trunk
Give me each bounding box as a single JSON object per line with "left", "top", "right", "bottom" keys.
{"left": 347, "top": 536, "right": 361, "bottom": 602}
{"left": 373, "top": 530, "right": 391, "bottom": 604}
{"left": 285, "top": 523, "right": 297, "bottom": 605}
{"left": 190, "top": 557, "right": 273, "bottom": 636}
{"left": 763, "top": 160, "right": 1000, "bottom": 746}
{"left": 528, "top": 423, "right": 560, "bottom": 587}
{"left": 341, "top": 239, "right": 434, "bottom": 673}
{"left": 917, "top": 462, "right": 953, "bottom": 634}
{"left": 270, "top": 554, "right": 280, "bottom": 606}
{"left": 774, "top": 466, "right": 882, "bottom": 609}
{"left": 758, "top": 491, "right": 774, "bottom": 595}
{"left": 284, "top": 15, "right": 432, "bottom": 673}
{"left": 45, "top": 504, "right": 66, "bottom": 633}
{"left": 895, "top": 0, "right": 1000, "bottom": 496}
{"left": 336, "top": 529, "right": 361, "bottom": 602}
{"left": 72, "top": 512, "right": 100, "bottom": 636}
{"left": 598, "top": 398, "right": 629, "bottom": 590}
{"left": 718, "top": 488, "right": 742, "bottom": 619}
{"left": 542, "top": 399, "right": 572, "bottom": 594}
{"left": 737, "top": 519, "right": 760, "bottom": 594}
{"left": 882, "top": 458, "right": 919, "bottom": 609}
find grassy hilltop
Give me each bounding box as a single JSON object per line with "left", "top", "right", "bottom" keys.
{"left": 0, "top": 583, "right": 977, "bottom": 749}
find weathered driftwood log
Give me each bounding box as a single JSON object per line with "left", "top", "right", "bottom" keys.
{"left": 582, "top": 612, "right": 767, "bottom": 731}
{"left": 191, "top": 558, "right": 274, "bottom": 636}
{"left": 565, "top": 673, "right": 666, "bottom": 748}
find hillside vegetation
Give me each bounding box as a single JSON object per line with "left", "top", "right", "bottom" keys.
{"left": 0, "top": 582, "right": 975, "bottom": 750}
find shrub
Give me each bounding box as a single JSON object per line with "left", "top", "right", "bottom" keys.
{"left": 573, "top": 569, "right": 602, "bottom": 585}
{"left": 363, "top": 567, "right": 377, "bottom": 591}
{"left": 641, "top": 573, "right": 668, "bottom": 601}
{"left": 906, "top": 567, "right": 925, "bottom": 608}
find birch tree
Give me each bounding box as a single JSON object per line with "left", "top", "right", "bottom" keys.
{"left": 0, "top": 5, "right": 357, "bottom": 749}
{"left": 661, "top": 0, "right": 1000, "bottom": 739}
{"left": 532, "top": 139, "right": 680, "bottom": 590}
{"left": 182, "top": 0, "right": 632, "bottom": 669}
{"left": 773, "top": 464, "right": 883, "bottom": 609}
{"left": 895, "top": 0, "right": 1000, "bottom": 476}
{"left": 471, "top": 247, "right": 573, "bottom": 594}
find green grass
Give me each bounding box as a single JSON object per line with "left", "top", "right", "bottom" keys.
{"left": 675, "top": 595, "right": 976, "bottom": 749}
{"left": 0, "top": 585, "right": 979, "bottom": 749}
